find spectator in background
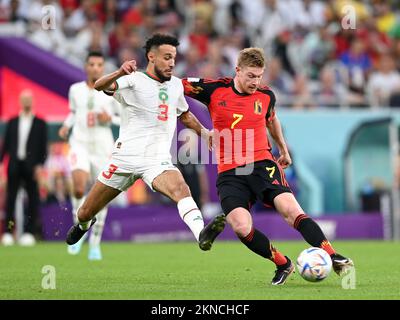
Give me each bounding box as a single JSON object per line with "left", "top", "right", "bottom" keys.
{"left": 291, "top": 73, "right": 314, "bottom": 109}
{"left": 374, "top": 0, "right": 397, "bottom": 35}
{"left": 181, "top": 11, "right": 215, "bottom": 60}
{"left": 0, "top": 89, "right": 48, "bottom": 246}
{"left": 153, "top": 0, "right": 181, "bottom": 35}
{"left": 0, "top": 0, "right": 26, "bottom": 23}
{"left": 339, "top": 38, "right": 372, "bottom": 106}
{"left": 312, "top": 65, "right": 347, "bottom": 108}
{"left": 263, "top": 57, "right": 293, "bottom": 107}
{"left": 46, "top": 172, "right": 71, "bottom": 207}
{"left": 205, "top": 39, "right": 232, "bottom": 77}
{"left": 367, "top": 53, "right": 400, "bottom": 108}
{"left": 63, "top": 0, "right": 95, "bottom": 36}
{"left": 356, "top": 17, "right": 392, "bottom": 66}
{"left": 175, "top": 45, "right": 202, "bottom": 78}
{"left": 116, "top": 46, "right": 144, "bottom": 72}
{"left": 392, "top": 38, "right": 400, "bottom": 72}
{"left": 300, "top": 25, "right": 336, "bottom": 80}
{"left": 101, "top": 0, "right": 120, "bottom": 33}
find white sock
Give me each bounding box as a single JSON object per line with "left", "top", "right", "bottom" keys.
{"left": 177, "top": 197, "right": 204, "bottom": 241}
{"left": 89, "top": 207, "right": 107, "bottom": 247}
{"left": 78, "top": 219, "right": 91, "bottom": 231}
{"left": 73, "top": 197, "right": 92, "bottom": 231}
{"left": 71, "top": 196, "right": 86, "bottom": 224}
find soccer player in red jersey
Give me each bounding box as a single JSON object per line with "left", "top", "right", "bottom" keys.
{"left": 183, "top": 48, "right": 353, "bottom": 285}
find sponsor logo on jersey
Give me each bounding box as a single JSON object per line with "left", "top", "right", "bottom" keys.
{"left": 218, "top": 100, "right": 227, "bottom": 107}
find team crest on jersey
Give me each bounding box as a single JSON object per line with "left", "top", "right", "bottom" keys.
{"left": 254, "top": 99, "right": 262, "bottom": 114}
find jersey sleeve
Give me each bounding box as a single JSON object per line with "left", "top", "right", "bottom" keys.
{"left": 182, "top": 78, "right": 224, "bottom": 106}
{"left": 116, "top": 74, "right": 135, "bottom": 90}
{"left": 263, "top": 88, "right": 276, "bottom": 123}
{"left": 177, "top": 87, "right": 189, "bottom": 117}
{"left": 63, "top": 85, "right": 77, "bottom": 128}
{"left": 108, "top": 74, "right": 136, "bottom": 105}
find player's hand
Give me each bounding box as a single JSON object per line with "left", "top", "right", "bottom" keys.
{"left": 58, "top": 126, "right": 69, "bottom": 140}
{"left": 97, "top": 110, "right": 112, "bottom": 124}
{"left": 119, "top": 60, "right": 137, "bottom": 75}
{"left": 277, "top": 151, "right": 292, "bottom": 169}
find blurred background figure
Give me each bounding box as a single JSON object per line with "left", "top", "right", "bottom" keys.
{"left": 45, "top": 172, "right": 71, "bottom": 207}
{"left": 367, "top": 53, "right": 400, "bottom": 108}
{"left": 58, "top": 51, "right": 120, "bottom": 260}
{"left": 0, "top": 89, "right": 48, "bottom": 246}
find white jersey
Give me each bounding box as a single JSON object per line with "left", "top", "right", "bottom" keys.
{"left": 110, "top": 71, "right": 189, "bottom": 168}
{"left": 65, "top": 81, "right": 120, "bottom": 147}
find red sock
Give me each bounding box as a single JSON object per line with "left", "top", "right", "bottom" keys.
{"left": 321, "top": 240, "right": 335, "bottom": 255}
{"left": 270, "top": 245, "right": 288, "bottom": 266}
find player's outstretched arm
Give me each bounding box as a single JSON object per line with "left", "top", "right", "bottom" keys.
{"left": 266, "top": 115, "right": 292, "bottom": 168}
{"left": 94, "top": 60, "right": 137, "bottom": 92}
{"left": 179, "top": 111, "right": 213, "bottom": 150}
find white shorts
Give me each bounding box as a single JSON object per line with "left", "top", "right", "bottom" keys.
{"left": 68, "top": 141, "right": 112, "bottom": 178}
{"left": 97, "top": 158, "right": 180, "bottom": 191}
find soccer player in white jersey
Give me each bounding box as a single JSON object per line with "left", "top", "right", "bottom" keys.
{"left": 59, "top": 51, "right": 120, "bottom": 260}
{"left": 66, "top": 34, "right": 225, "bottom": 250}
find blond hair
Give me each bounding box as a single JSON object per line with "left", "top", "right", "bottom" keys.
{"left": 237, "top": 48, "right": 265, "bottom": 68}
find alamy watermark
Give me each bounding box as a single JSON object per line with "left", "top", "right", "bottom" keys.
{"left": 341, "top": 5, "right": 357, "bottom": 30}
{"left": 41, "top": 265, "right": 56, "bottom": 289}
{"left": 172, "top": 128, "right": 256, "bottom": 175}
{"left": 41, "top": 5, "right": 56, "bottom": 30}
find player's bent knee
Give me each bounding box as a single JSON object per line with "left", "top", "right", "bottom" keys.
{"left": 232, "top": 222, "right": 252, "bottom": 238}
{"left": 228, "top": 216, "right": 252, "bottom": 238}
{"left": 73, "top": 189, "right": 85, "bottom": 199}
{"left": 171, "top": 182, "right": 191, "bottom": 201}
{"left": 282, "top": 208, "right": 304, "bottom": 227}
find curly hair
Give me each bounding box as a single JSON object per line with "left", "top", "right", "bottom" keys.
{"left": 143, "top": 33, "right": 180, "bottom": 61}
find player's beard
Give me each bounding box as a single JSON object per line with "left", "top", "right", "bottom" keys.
{"left": 154, "top": 65, "right": 172, "bottom": 82}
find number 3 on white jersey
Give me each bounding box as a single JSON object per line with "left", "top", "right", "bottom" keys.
{"left": 87, "top": 112, "right": 96, "bottom": 127}
{"left": 157, "top": 104, "right": 169, "bottom": 121}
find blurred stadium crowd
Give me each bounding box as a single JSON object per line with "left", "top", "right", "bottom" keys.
{"left": 1, "top": 0, "right": 400, "bottom": 216}
{"left": 1, "top": 0, "right": 400, "bottom": 109}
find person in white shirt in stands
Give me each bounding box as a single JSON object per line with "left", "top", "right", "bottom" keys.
{"left": 59, "top": 51, "right": 120, "bottom": 260}
{"left": 65, "top": 33, "right": 225, "bottom": 251}
{"left": 367, "top": 53, "right": 400, "bottom": 108}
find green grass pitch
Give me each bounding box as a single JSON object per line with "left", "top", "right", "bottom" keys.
{"left": 0, "top": 240, "right": 399, "bottom": 300}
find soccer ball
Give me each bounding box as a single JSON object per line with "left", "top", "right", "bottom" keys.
{"left": 296, "top": 247, "right": 332, "bottom": 282}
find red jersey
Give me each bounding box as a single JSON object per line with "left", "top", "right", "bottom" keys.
{"left": 182, "top": 77, "right": 276, "bottom": 173}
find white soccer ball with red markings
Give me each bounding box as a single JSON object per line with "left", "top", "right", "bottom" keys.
{"left": 296, "top": 247, "right": 332, "bottom": 282}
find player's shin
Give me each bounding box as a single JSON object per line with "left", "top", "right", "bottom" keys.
{"left": 239, "top": 228, "right": 288, "bottom": 266}
{"left": 294, "top": 214, "right": 335, "bottom": 255}
{"left": 177, "top": 197, "right": 204, "bottom": 241}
